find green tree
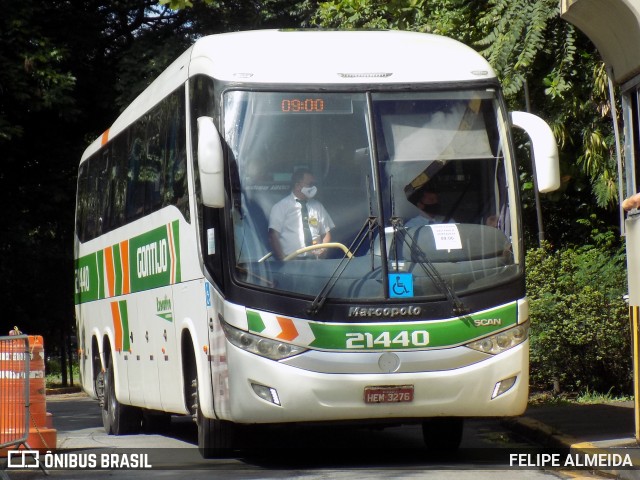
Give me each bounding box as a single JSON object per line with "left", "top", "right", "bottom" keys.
{"left": 0, "top": 0, "right": 311, "bottom": 385}
{"left": 0, "top": 0, "right": 82, "bottom": 384}
{"left": 0, "top": 1, "right": 76, "bottom": 143}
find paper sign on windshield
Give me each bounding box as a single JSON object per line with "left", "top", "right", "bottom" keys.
{"left": 430, "top": 224, "right": 462, "bottom": 250}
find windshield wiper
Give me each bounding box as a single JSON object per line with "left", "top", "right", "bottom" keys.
{"left": 308, "top": 173, "right": 384, "bottom": 316}
{"left": 306, "top": 216, "right": 467, "bottom": 317}
{"left": 307, "top": 216, "right": 379, "bottom": 315}
{"left": 391, "top": 217, "right": 468, "bottom": 316}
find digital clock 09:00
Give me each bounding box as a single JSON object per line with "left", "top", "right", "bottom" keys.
{"left": 281, "top": 98, "right": 325, "bottom": 113}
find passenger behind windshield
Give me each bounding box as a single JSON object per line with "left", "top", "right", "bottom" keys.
{"left": 405, "top": 184, "right": 455, "bottom": 227}
{"left": 268, "top": 169, "right": 335, "bottom": 260}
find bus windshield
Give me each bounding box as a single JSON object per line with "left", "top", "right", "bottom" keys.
{"left": 224, "top": 89, "right": 519, "bottom": 302}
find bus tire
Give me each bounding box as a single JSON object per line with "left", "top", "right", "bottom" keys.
{"left": 184, "top": 350, "right": 235, "bottom": 458}
{"left": 102, "top": 355, "right": 142, "bottom": 435}
{"left": 196, "top": 395, "right": 235, "bottom": 459}
{"left": 422, "top": 417, "right": 464, "bottom": 451}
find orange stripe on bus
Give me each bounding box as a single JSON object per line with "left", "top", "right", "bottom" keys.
{"left": 101, "top": 129, "right": 110, "bottom": 146}
{"left": 104, "top": 246, "right": 115, "bottom": 298}
{"left": 111, "top": 302, "right": 123, "bottom": 352}
{"left": 120, "top": 240, "right": 130, "bottom": 294}
{"left": 276, "top": 317, "right": 298, "bottom": 342}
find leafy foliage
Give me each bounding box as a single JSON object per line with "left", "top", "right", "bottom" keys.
{"left": 312, "top": 0, "right": 427, "bottom": 30}
{"left": 526, "top": 242, "right": 631, "bottom": 394}
{"left": 475, "top": 0, "right": 558, "bottom": 96}
{"left": 0, "top": 1, "right": 76, "bottom": 142}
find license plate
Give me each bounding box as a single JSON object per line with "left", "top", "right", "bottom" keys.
{"left": 364, "top": 385, "right": 414, "bottom": 404}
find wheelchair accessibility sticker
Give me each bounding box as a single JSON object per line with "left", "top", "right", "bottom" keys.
{"left": 389, "top": 273, "right": 413, "bottom": 298}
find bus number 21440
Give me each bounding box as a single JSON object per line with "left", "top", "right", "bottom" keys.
{"left": 345, "top": 330, "right": 430, "bottom": 349}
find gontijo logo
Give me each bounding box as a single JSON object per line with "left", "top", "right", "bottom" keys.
{"left": 130, "top": 222, "right": 180, "bottom": 291}
{"left": 74, "top": 221, "right": 181, "bottom": 304}
{"left": 136, "top": 238, "right": 169, "bottom": 278}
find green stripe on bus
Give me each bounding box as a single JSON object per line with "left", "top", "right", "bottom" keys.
{"left": 247, "top": 310, "right": 266, "bottom": 333}
{"left": 74, "top": 250, "right": 104, "bottom": 304}
{"left": 172, "top": 220, "right": 181, "bottom": 283}
{"left": 306, "top": 303, "right": 517, "bottom": 350}
{"left": 113, "top": 243, "right": 123, "bottom": 296}
{"left": 245, "top": 302, "right": 517, "bottom": 351}
{"left": 119, "top": 300, "right": 130, "bottom": 352}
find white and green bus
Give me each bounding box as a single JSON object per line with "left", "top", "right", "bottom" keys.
{"left": 74, "top": 29, "right": 559, "bottom": 456}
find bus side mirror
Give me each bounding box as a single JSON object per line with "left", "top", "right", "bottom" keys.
{"left": 197, "top": 116, "right": 225, "bottom": 208}
{"left": 511, "top": 111, "right": 560, "bottom": 193}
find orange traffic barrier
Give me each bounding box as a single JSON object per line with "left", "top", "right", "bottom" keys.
{"left": 0, "top": 335, "right": 57, "bottom": 456}
{"left": 0, "top": 335, "right": 29, "bottom": 453}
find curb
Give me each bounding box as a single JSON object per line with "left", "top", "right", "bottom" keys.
{"left": 504, "top": 416, "right": 640, "bottom": 480}
{"left": 46, "top": 386, "right": 82, "bottom": 396}
{"left": 502, "top": 416, "right": 579, "bottom": 449}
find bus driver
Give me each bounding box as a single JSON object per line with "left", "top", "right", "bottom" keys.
{"left": 268, "top": 169, "right": 335, "bottom": 260}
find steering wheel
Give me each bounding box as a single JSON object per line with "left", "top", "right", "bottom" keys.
{"left": 283, "top": 242, "right": 353, "bottom": 261}
{"left": 258, "top": 243, "right": 353, "bottom": 262}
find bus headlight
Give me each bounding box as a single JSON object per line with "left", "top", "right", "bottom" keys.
{"left": 466, "top": 322, "right": 529, "bottom": 355}
{"left": 221, "top": 321, "right": 308, "bottom": 360}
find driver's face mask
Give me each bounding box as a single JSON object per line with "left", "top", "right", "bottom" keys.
{"left": 301, "top": 185, "right": 318, "bottom": 199}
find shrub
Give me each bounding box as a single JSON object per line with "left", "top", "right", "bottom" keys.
{"left": 526, "top": 243, "right": 632, "bottom": 394}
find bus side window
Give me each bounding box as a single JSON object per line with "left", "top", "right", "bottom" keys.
{"left": 85, "top": 156, "right": 103, "bottom": 239}
{"left": 145, "top": 110, "right": 164, "bottom": 213}
{"left": 121, "top": 88, "right": 190, "bottom": 224}
{"left": 98, "top": 148, "right": 111, "bottom": 234}
{"left": 162, "top": 90, "right": 189, "bottom": 221}
{"left": 125, "top": 132, "right": 146, "bottom": 222}
{"left": 76, "top": 161, "right": 89, "bottom": 242}
{"left": 110, "top": 131, "right": 128, "bottom": 229}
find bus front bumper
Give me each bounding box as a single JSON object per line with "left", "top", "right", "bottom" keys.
{"left": 217, "top": 340, "right": 529, "bottom": 424}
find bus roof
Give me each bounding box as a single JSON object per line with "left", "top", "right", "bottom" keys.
{"left": 190, "top": 29, "right": 495, "bottom": 84}
{"left": 82, "top": 29, "right": 496, "bottom": 162}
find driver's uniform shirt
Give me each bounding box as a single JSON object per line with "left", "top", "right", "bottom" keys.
{"left": 269, "top": 193, "right": 335, "bottom": 257}
{"left": 404, "top": 213, "right": 449, "bottom": 227}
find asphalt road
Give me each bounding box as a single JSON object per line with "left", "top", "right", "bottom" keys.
{"left": 1, "top": 393, "right": 606, "bottom": 479}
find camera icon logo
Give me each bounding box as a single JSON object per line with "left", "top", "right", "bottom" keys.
{"left": 7, "top": 450, "right": 40, "bottom": 469}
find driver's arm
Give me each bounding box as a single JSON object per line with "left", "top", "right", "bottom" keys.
{"left": 268, "top": 228, "right": 285, "bottom": 260}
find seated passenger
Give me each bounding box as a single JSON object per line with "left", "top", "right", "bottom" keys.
{"left": 405, "top": 186, "right": 454, "bottom": 227}
{"left": 485, "top": 215, "right": 499, "bottom": 227}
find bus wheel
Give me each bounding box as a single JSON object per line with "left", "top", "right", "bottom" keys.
{"left": 189, "top": 376, "right": 235, "bottom": 458}
{"left": 102, "top": 356, "right": 142, "bottom": 435}
{"left": 422, "top": 417, "right": 464, "bottom": 451}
